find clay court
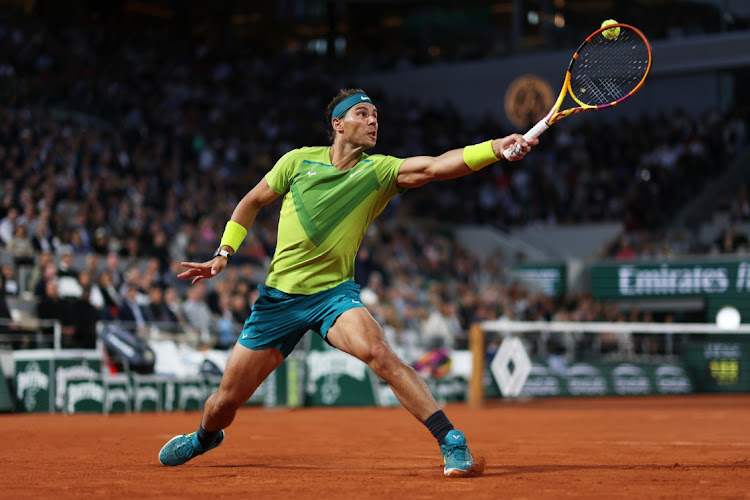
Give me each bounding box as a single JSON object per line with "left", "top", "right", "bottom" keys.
{"left": 1, "top": 394, "right": 748, "bottom": 499}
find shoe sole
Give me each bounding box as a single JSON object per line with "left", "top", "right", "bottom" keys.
{"left": 444, "top": 464, "right": 479, "bottom": 477}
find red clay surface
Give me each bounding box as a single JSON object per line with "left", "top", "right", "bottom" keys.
{"left": 2, "top": 394, "right": 749, "bottom": 499}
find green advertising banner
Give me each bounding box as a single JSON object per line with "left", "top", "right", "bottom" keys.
{"left": 264, "top": 357, "right": 305, "bottom": 408}
{"left": 53, "top": 351, "right": 102, "bottom": 412}
{"left": 591, "top": 259, "right": 750, "bottom": 300}
{"left": 64, "top": 378, "right": 106, "bottom": 414}
{"left": 510, "top": 263, "right": 567, "bottom": 296}
{"left": 486, "top": 361, "right": 694, "bottom": 398}
{"left": 0, "top": 370, "right": 13, "bottom": 412}
{"left": 14, "top": 349, "right": 102, "bottom": 413}
{"left": 305, "top": 335, "right": 377, "bottom": 407}
{"left": 682, "top": 339, "right": 750, "bottom": 392}
{"left": 64, "top": 375, "right": 135, "bottom": 414}
{"left": 176, "top": 377, "right": 207, "bottom": 411}
{"left": 131, "top": 374, "right": 163, "bottom": 412}
{"left": 105, "top": 375, "right": 132, "bottom": 413}
{"left": 14, "top": 352, "right": 53, "bottom": 412}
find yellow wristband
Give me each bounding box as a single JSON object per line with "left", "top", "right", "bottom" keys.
{"left": 219, "top": 220, "right": 247, "bottom": 253}
{"left": 463, "top": 139, "right": 499, "bottom": 171}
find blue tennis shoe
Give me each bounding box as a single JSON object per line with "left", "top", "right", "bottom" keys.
{"left": 440, "top": 430, "right": 476, "bottom": 477}
{"left": 158, "top": 430, "right": 225, "bottom": 466}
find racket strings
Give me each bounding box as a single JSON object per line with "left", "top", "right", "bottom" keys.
{"left": 569, "top": 28, "right": 650, "bottom": 106}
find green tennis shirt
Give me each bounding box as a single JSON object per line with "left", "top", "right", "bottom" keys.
{"left": 264, "top": 146, "right": 406, "bottom": 294}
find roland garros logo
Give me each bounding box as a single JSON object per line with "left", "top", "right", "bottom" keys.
{"left": 504, "top": 75, "right": 554, "bottom": 129}
{"left": 16, "top": 361, "right": 49, "bottom": 411}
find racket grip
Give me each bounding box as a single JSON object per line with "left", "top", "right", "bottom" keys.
{"left": 502, "top": 120, "right": 550, "bottom": 160}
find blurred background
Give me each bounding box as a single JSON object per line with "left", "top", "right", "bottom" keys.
{"left": 1, "top": 0, "right": 749, "bottom": 412}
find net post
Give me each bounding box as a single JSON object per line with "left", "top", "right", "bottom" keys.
{"left": 468, "top": 323, "right": 485, "bottom": 408}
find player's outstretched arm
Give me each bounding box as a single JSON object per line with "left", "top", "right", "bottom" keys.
{"left": 178, "top": 178, "right": 281, "bottom": 284}
{"left": 396, "top": 133, "right": 537, "bottom": 189}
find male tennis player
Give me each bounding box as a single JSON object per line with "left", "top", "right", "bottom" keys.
{"left": 158, "top": 89, "right": 536, "bottom": 476}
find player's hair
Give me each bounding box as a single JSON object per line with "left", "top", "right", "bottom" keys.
{"left": 326, "top": 88, "right": 368, "bottom": 143}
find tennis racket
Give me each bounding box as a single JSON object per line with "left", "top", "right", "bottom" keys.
{"left": 503, "top": 23, "right": 652, "bottom": 159}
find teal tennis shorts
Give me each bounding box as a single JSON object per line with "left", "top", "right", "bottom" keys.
{"left": 238, "top": 280, "right": 365, "bottom": 357}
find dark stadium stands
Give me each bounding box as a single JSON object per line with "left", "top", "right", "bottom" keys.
{"left": 0, "top": 5, "right": 748, "bottom": 358}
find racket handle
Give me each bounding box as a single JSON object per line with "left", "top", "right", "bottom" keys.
{"left": 502, "top": 120, "right": 550, "bottom": 160}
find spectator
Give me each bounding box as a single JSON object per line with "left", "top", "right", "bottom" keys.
{"left": 37, "top": 280, "right": 74, "bottom": 347}
{"left": 182, "top": 284, "right": 215, "bottom": 346}
{"left": 2, "top": 264, "right": 19, "bottom": 296}
{"left": 31, "top": 217, "right": 54, "bottom": 254}
{"left": 77, "top": 269, "right": 105, "bottom": 311}
{"left": 215, "top": 291, "right": 237, "bottom": 349}
{"left": 143, "top": 286, "right": 179, "bottom": 329}
{"left": 33, "top": 261, "right": 58, "bottom": 300}
{"left": 229, "top": 293, "right": 251, "bottom": 324}
{"left": 117, "top": 286, "right": 148, "bottom": 337}
{"left": 164, "top": 287, "right": 188, "bottom": 329}
{"left": 715, "top": 226, "right": 749, "bottom": 254}
{"left": 7, "top": 224, "right": 35, "bottom": 267}
{"left": 69, "top": 287, "right": 99, "bottom": 349}
{"left": 97, "top": 270, "right": 122, "bottom": 319}
{"left": 419, "top": 298, "right": 462, "bottom": 349}
{"left": 0, "top": 269, "right": 18, "bottom": 346}
{"left": 614, "top": 235, "right": 638, "bottom": 261}
{"left": 0, "top": 206, "right": 19, "bottom": 246}
{"left": 56, "top": 251, "right": 83, "bottom": 299}
{"left": 104, "top": 252, "right": 125, "bottom": 289}
{"left": 119, "top": 265, "right": 149, "bottom": 305}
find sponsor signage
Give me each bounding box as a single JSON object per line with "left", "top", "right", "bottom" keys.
{"left": 683, "top": 340, "right": 750, "bottom": 392}
{"left": 0, "top": 370, "right": 13, "bottom": 412}
{"left": 162, "top": 377, "right": 207, "bottom": 412}
{"left": 131, "top": 374, "right": 163, "bottom": 412}
{"left": 513, "top": 362, "right": 693, "bottom": 398}
{"left": 591, "top": 259, "right": 750, "bottom": 299}
{"left": 490, "top": 337, "right": 532, "bottom": 397}
{"left": 14, "top": 349, "right": 101, "bottom": 413}
{"left": 565, "top": 363, "right": 609, "bottom": 396}
{"left": 510, "top": 264, "right": 566, "bottom": 297}
{"left": 305, "top": 335, "right": 376, "bottom": 407}
{"left": 15, "top": 357, "right": 53, "bottom": 412}
{"left": 264, "top": 357, "right": 305, "bottom": 409}
{"left": 54, "top": 354, "right": 102, "bottom": 411}
{"left": 105, "top": 375, "right": 132, "bottom": 413}
{"left": 65, "top": 378, "right": 106, "bottom": 414}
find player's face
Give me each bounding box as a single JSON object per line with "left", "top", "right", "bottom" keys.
{"left": 342, "top": 103, "right": 378, "bottom": 148}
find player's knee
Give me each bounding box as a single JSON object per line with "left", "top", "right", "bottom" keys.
{"left": 367, "top": 342, "right": 401, "bottom": 375}
{"left": 212, "top": 389, "right": 247, "bottom": 414}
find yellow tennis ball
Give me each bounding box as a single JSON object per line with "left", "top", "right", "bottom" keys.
{"left": 601, "top": 19, "right": 621, "bottom": 40}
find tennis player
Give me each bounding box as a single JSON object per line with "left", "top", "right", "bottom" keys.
{"left": 158, "top": 89, "right": 536, "bottom": 476}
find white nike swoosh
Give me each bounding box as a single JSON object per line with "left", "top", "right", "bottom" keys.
{"left": 350, "top": 169, "right": 364, "bottom": 178}
{"left": 360, "top": 96, "right": 370, "bottom": 101}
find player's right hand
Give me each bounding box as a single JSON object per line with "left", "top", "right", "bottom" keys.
{"left": 177, "top": 258, "right": 227, "bottom": 284}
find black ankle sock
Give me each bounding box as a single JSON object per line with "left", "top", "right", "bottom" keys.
{"left": 424, "top": 410, "right": 454, "bottom": 446}
{"left": 197, "top": 425, "right": 221, "bottom": 448}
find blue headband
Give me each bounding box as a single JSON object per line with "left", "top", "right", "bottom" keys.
{"left": 332, "top": 93, "right": 373, "bottom": 120}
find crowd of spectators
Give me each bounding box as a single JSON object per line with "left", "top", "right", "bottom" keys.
{"left": 0, "top": 12, "right": 748, "bottom": 361}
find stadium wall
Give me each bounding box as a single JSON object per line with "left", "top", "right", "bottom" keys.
{"left": 354, "top": 31, "right": 750, "bottom": 125}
